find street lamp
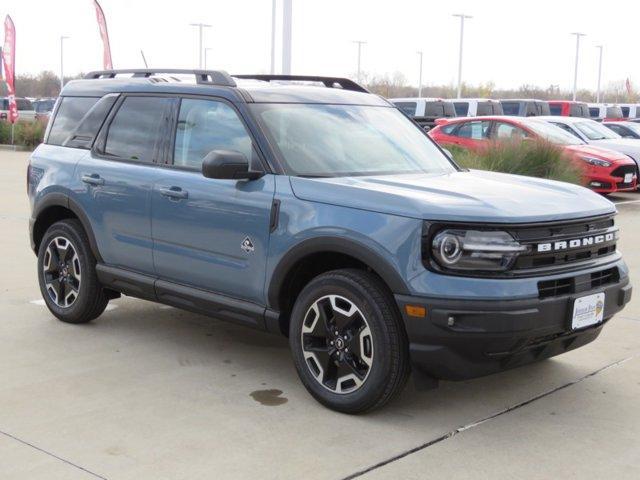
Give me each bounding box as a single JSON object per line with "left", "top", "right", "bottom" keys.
{"left": 453, "top": 14, "right": 472, "bottom": 98}
{"left": 571, "top": 32, "right": 586, "bottom": 101}
{"left": 189, "top": 23, "right": 212, "bottom": 69}
{"left": 353, "top": 40, "right": 366, "bottom": 84}
{"left": 282, "top": 0, "right": 293, "bottom": 74}
{"left": 205, "top": 48, "right": 213, "bottom": 70}
{"left": 270, "top": 0, "right": 276, "bottom": 74}
{"left": 60, "top": 35, "right": 70, "bottom": 91}
{"left": 417, "top": 50, "right": 424, "bottom": 97}
{"left": 595, "top": 45, "right": 603, "bottom": 103}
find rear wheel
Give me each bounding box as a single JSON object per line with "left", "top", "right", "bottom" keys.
{"left": 289, "top": 269, "right": 410, "bottom": 413}
{"left": 37, "top": 219, "right": 108, "bottom": 323}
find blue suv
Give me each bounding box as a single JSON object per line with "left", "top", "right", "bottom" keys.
{"left": 28, "top": 70, "right": 632, "bottom": 413}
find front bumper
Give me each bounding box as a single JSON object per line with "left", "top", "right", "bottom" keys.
{"left": 395, "top": 277, "right": 632, "bottom": 381}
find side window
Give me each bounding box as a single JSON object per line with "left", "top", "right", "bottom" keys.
{"left": 453, "top": 102, "right": 469, "bottom": 116}
{"left": 606, "top": 124, "right": 624, "bottom": 135}
{"left": 440, "top": 124, "right": 457, "bottom": 135}
{"left": 589, "top": 107, "right": 600, "bottom": 118}
{"left": 104, "top": 96, "right": 172, "bottom": 163}
{"left": 173, "top": 98, "right": 253, "bottom": 169}
{"left": 47, "top": 97, "right": 100, "bottom": 145}
{"left": 393, "top": 102, "right": 417, "bottom": 116}
{"left": 549, "top": 104, "right": 562, "bottom": 115}
{"left": 501, "top": 102, "right": 519, "bottom": 116}
{"left": 553, "top": 122, "right": 582, "bottom": 139}
{"left": 424, "top": 103, "right": 445, "bottom": 117}
{"left": 456, "top": 120, "right": 491, "bottom": 140}
{"left": 621, "top": 107, "right": 630, "bottom": 118}
{"left": 494, "top": 122, "right": 528, "bottom": 139}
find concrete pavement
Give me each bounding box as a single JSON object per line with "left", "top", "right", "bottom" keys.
{"left": 1, "top": 151, "right": 638, "bottom": 479}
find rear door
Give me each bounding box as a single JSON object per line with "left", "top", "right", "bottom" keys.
{"left": 150, "top": 97, "right": 275, "bottom": 304}
{"left": 74, "top": 95, "right": 173, "bottom": 274}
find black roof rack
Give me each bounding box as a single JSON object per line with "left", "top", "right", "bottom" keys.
{"left": 83, "top": 69, "right": 236, "bottom": 87}
{"left": 233, "top": 75, "right": 369, "bottom": 93}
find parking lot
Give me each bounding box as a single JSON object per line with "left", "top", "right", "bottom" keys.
{"left": 1, "top": 149, "right": 639, "bottom": 479}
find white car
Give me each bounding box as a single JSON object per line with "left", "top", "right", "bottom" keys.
{"left": 587, "top": 103, "right": 624, "bottom": 121}
{"left": 452, "top": 98, "right": 503, "bottom": 117}
{"left": 538, "top": 115, "right": 640, "bottom": 184}
{"left": 617, "top": 103, "right": 640, "bottom": 120}
{"left": 389, "top": 97, "right": 456, "bottom": 130}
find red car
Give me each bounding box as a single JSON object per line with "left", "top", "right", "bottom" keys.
{"left": 548, "top": 100, "right": 590, "bottom": 118}
{"left": 429, "top": 116, "right": 637, "bottom": 194}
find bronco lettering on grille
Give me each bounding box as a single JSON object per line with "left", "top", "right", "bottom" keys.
{"left": 537, "top": 233, "right": 615, "bottom": 253}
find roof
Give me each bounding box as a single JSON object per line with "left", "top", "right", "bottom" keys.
{"left": 535, "top": 115, "right": 594, "bottom": 124}
{"left": 388, "top": 97, "right": 453, "bottom": 102}
{"left": 499, "top": 98, "right": 549, "bottom": 103}
{"left": 61, "top": 71, "right": 390, "bottom": 106}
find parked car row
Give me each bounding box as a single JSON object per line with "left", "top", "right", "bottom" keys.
{"left": 0, "top": 96, "right": 55, "bottom": 122}
{"left": 391, "top": 97, "right": 640, "bottom": 131}
{"left": 427, "top": 115, "right": 638, "bottom": 194}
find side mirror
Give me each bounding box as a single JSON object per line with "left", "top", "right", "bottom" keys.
{"left": 201, "top": 150, "right": 263, "bottom": 180}
{"left": 442, "top": 148, "right": 454, "bottom": 160}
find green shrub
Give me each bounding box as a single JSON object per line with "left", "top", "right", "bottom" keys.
{"left": 0, "top": 119, "right": 47, "bottom": 148}
{"left": 447, "top": 139, "right": 583, "bottom": 185}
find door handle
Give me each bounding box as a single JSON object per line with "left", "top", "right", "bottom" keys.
{"left": 159, "top": 186, "right": 189, "bottom": 200}
{"left": 81, "top": 173, "right": 105, "bottom": 186}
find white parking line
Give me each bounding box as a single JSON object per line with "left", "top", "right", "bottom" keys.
{"left": 29, "top": 299, "right": 118, "bottom": 311}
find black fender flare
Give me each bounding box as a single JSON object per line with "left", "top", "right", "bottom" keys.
{"left": 32, "top": 193, "right": 103, "bottom": 262}
{"left": 267, "top": 236, "right": 411, "bottom": 311}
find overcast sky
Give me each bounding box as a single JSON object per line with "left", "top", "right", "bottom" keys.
{"left": 2, "top": 0, "right": 639, "bottom": 91}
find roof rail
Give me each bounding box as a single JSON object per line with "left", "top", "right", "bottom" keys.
{"left": 233, "top": 74, "right": 369, "bottom": 93}
{"left": 83, "top": 69, "right": 236, "bottom": 87}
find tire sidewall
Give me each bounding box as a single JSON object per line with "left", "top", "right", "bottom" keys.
{"left": 289, "top": 272, "right": 398, "bottom": 412}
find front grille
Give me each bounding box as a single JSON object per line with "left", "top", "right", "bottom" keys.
{"left": 510, "top": 215, "right": 617, "bottom": 272}
{"left": 611, "top": 165, "right": 637, "bottom": 178}
{"left": 538, "top": 267, "right": 619, "bottom": 299}
{"left": 423, "top": 214, "right": 619, "bottom": 278}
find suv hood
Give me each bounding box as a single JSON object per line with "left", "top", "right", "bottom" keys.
{"left": 290, "top": 170, "right": 615, "bottom": 223}
{"left": 590, "top": 138, "right": 640, "bottom": 163}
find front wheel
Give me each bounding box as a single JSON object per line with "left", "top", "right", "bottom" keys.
{"left": 289, "top": 269, "right": 410, "bottom": 413}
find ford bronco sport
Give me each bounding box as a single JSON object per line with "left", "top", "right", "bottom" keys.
{"left": 28, "top": 70, "right": 632, "bottom": 413}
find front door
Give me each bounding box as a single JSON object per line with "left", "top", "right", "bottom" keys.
{"left": 151, "top": 98, "right": 275, "bottom": 304}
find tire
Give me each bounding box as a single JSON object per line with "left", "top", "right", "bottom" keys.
{"left": 37, "top": 219, "right": 109, "bottom": 324}
{"left": 289, "top": 269, "right": 410, "bottom": 413}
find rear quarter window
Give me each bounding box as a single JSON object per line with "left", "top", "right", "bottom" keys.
{"left": 549, "top": 104, "right": 562, "bottom": 115}
{"left": 453, "top": 102, "right": 469, "bottom": 116}
{"left": 424, "top": 103, "right": 446, "bottom": 117}
{"left": 47, "top": 97, "right": 100, "bottom": 146}
{"left": 393, "top": 102, "right": 418, "bottom": 116}
{"left": 501, "top": 102, "right": 520, "bottom": 115}
{"left": 589, "top": 107, "right": 600, "bottom": 118}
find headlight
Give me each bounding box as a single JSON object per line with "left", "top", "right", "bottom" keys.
{"left": 581, "top": 156, "right": 611, "bottom": 167}
{"left": 431, "top": 229, "right": 529, "bottom": 272}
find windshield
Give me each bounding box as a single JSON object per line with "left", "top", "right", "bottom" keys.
{"left": 575, "top": 121, "right": 621, "bottom": 140}
{"left": 622, "top": 123, "right": 640, "bottom": 136}
{"left": 252, "top": 104, "right": 456, "bottom": 177}
{"left": 523, "top": 120, "right": 584, "bottom": 145}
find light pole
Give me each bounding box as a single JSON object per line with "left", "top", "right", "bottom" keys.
{"left": 571, "top": 32, "right": 586, "bottom": 101}
{"left": 204, "top": 48, "right": 213, "bottom": 70}
{"left": 353, "top": 40, "right": 366, "bottom": 84}
{"left": 596, "top": 45, "right": 603, "bottom": 103}
{"left": 417, "top": 50, "right": 423, "bottom": 97}
{"left": 453, "top": 14, "right": 472, "bottom": 98}
{"left": 189, "top": 23, "right": 212, "bottom": 69}
{"left": 60, "top": 36, "right": 69, "bottom": 91}
{"left": 270, "top": 0, "right": 276, "bottom": 74}
{"left": 282, "top": 0, "right": 292, "bottom": 74}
